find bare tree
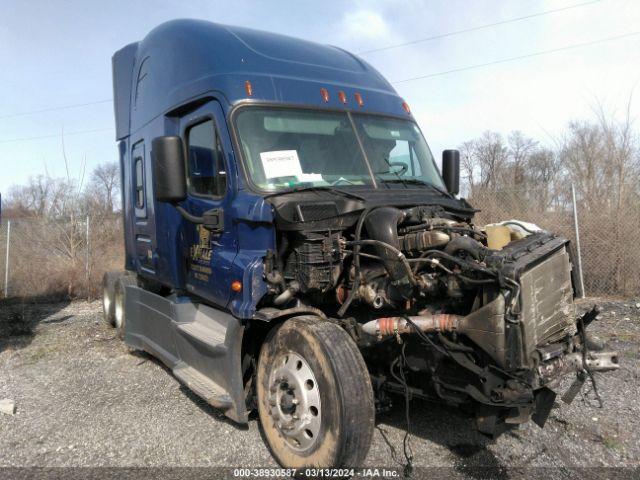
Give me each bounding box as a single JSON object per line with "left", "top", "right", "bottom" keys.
{"left": 525, "top": 148, "right": 562, "bottom": 210}
{"left": 459, "top": 140, "right": 477, "bottom": 197}
{"left": 87, "top": 162, "right": 120, "bottom": 215}
{"left": 507, "top": 131, "right": 538, "bottom": 186}
{"left": 474, "top": 131, "right": 508, "bottom": 190}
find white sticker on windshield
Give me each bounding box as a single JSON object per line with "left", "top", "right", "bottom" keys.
{"left": 260, "top": 150, "right": 303, "bottom": 180}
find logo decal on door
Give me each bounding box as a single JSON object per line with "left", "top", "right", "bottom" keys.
{"left": 190, "top": 225, "right": 213, "bottom": 281}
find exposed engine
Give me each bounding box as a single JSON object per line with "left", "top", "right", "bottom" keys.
{"left": 262, "top": 197, "right": 619, "bottom": 435}
{"left": 266, "top": 203, "right": 523, "bottom": 320}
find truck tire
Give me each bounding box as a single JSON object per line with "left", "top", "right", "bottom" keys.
{"left": 102, "top": 271, "right": 121, "bottom": 326}
{"left": 256, "top": 316, "right": 375, "bottom": 469}
{"left": 113, "top": 275, "right": 138, "bottom": 339}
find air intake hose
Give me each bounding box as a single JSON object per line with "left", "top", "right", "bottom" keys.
{"left": 364, "top": 207, "right": 409, "bottom": 284}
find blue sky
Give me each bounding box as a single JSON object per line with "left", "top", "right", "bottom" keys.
{"left": 1, "top": 0, "right": 639, "bottom": 194}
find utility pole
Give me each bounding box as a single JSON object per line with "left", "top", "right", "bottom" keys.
{"left": 85, "top": 215, "right": 90, "bottom": 300}
{"left": 571, "top": 183, "right": 586, "bottom": 298}
{"left": 4, "top": 220, "right": 11, "bottom": 298}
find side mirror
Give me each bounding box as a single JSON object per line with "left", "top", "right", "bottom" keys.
{"left": 152, "top": 136, "right": 187, "bottom": 203}
{"left": 442, "top": 149, "right": 460, "bottom": 196}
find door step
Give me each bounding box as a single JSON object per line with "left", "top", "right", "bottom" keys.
{"left": 175, "top": 306, "right": 228, "bottom": 353}
{"left": 177, "top": 321, "right": 226, "bottom": 348}
{"left": 173, "top": 362, "right": 233, "bottom": 411}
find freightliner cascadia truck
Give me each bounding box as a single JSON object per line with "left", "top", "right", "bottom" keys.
{"left": 105, "top": 19, "right": 619, "bottom": 468}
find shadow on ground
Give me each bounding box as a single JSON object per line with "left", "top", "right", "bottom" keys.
{"left": 129, "top": 349, "right": 250, "bottom": 430}
{"left": 127, "top": 346, "right": 507, "bottom": 476}
{"left": 377, "top": 397, "right": 509, "bottom": 478}
{"left": 0, "top": 296, "right": 71, "bottom": 353}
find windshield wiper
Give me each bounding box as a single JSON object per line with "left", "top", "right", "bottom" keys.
{"left": 264, "top": 185, "right": 366, "bottom": 201}
{"left": 377, "top": 157, "right": 408, "bottom": 189}
{"left": 379, "top": 178, "right": 452, "bottom": 197}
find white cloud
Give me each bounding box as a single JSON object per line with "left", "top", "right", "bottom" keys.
{"left": 340, "top": 9, "right": 392, "bottom": 42}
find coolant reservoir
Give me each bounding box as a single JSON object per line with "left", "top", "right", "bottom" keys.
{"left": 486, "top": 225, "right": 512, "bottom": 250}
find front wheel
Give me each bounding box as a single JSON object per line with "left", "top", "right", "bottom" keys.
{"left": 257, "top": 316, "right": 375, "bottom": 469}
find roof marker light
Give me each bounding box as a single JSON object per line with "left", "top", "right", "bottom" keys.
{"left": 402, "top": 101, "right": 411, "bottom": 114}
{"left": 354, "top": 92, "right": 364, "bottom": 107}
{"left": 320, "top": 88, "right": 330, "bottom": 103}
{"left": 245, "top": 80, "right": 253, "bottom": 97}
{"left": 338, "top": 91, "right": 347, "bottom": 104}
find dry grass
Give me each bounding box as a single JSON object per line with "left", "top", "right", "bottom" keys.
{"left": 1, "top": 216, "right": 123, "bottom": 300}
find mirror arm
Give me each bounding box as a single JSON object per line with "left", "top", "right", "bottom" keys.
{"left": 175, "top": 204, "right": 204, "bottom": 224}
{"left": 174, "top": 204, "right": 225, "bottom": 233}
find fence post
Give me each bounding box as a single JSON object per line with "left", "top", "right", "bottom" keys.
{"left": 571, "top": 183, "right": 586, "bottom": 299}
{"left": 4, "top": 220, "right": 11, "bottom": 298}
{"left": 85, "top": 215, "right": 90, "bottom": 301}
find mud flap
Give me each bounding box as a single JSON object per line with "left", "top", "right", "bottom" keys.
{"left": 532, "top": 387, "right": 556, "bottom": 428}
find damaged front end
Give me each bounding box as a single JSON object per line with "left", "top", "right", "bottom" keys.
{"left": 262, "top": 194, "right": 619, "bottom": 437}
{"left": 361, "top": 228, "right": 619, "bottom": 435}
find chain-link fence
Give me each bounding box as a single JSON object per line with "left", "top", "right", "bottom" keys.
{"left": 0, "top": 216, "right": 123, "bottom": 300}
{"left": 469, "top": 184, "right": 640, "bottom": 298}
{"left": 1, "top": 188, "right": 638, "bottom": 300}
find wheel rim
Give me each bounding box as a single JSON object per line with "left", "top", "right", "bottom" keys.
{"left": 267, "top": 352, "right": 321, "bottom": 451}
{"left": 114, "top": 290, "right": 124, "bottom": 329}
{"left": 103, "top": 286, "right": 111, "bottom": 316}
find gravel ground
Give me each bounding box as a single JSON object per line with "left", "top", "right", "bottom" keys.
{"left": 0, "top": 298, "right": 638, "bottom": 478}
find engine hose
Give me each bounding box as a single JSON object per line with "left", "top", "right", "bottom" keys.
{"left": 437, "top": 332, "right": 474, "bottom": 352}
{"left": 443, "top": 236, "right": 487, "bottom": 261}
{"left": 273, "top": 282, "right": 298, "bottom": 306}
{"left": 362, "top": 314, "right": 461, "bottom": 337}
{"left": 415, "top": 249, "right": 497, "bottom": 277}
{"left": 337, "top": 207, "right": 375, "bottom": 317}
{"left": 273, "top": 289, "right": 294, "bottom": 306}
{"left": 501, "top": 221, "right": 537, "bottom": 234}
{"left": 346, "top": 240, "right": 418, "bottom": 287}
{"left": 409, "top": 257, "right": 496, "bottom": 285}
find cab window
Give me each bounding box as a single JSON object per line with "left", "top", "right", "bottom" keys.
{"left": 186, "top": 120, "right": 227, "bottom": 197}
{"left": 134, "top": 157, "right": 144, "bottom": 207}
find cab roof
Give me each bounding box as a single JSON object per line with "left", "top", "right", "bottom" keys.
{"left": 112, "top": 19, "right": 408, "bottom": 140}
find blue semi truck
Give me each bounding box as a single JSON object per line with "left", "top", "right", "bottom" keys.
{"left": 105, "top": 19, "right": 618, "bottom": 468}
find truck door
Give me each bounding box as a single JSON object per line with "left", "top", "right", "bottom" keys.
{"left": 131, "top": 140, "right": 156, "bottom": 274}
{"left": 180, "top": 102, "right": 237, "bottom": 307}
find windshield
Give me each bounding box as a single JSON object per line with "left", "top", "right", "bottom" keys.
{"left": 234, "top": 107, "right": 444, "bottom": 192}
{"left": 353, "top": 114, "right": 444, "bottom": 189}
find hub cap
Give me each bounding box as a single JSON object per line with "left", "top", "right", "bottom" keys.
{"left": 268, "top": 352, "right": 321, "bottom": 451}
